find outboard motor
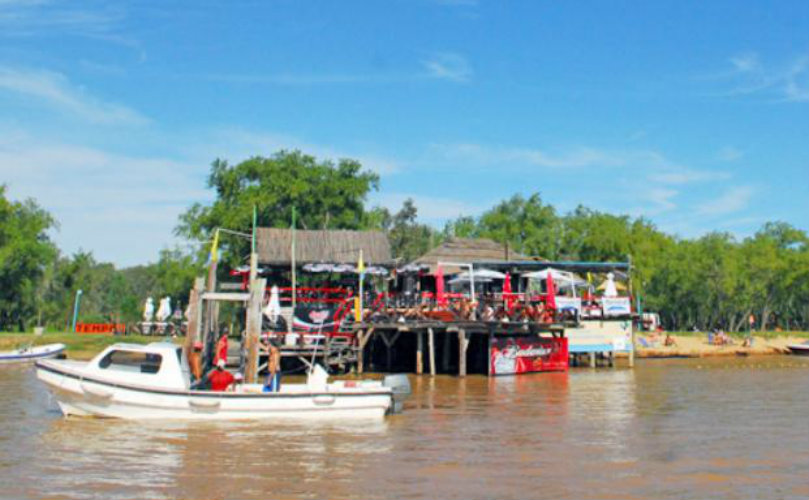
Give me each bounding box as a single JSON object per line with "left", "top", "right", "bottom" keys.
{"left": 382, "top": 374, "right": 411, "bottom": 414}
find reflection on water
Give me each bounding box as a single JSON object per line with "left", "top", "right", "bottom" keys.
{"left": 1, "top": 357, "right": 808, "bottom": 499}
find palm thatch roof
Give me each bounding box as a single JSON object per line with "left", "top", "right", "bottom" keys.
{"left": 412, "top": 237, "right": 528, "bottom": 273}
{"left": 255, "top": 228, "right": 393, "bottom": 265}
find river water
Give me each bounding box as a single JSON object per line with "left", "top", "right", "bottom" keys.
{"left": 1, "top": 357, "right": 808, "bottom": 500}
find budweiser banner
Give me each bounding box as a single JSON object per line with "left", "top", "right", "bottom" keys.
{"left": 490, "top": 335, "right": 568, "bottom": 375}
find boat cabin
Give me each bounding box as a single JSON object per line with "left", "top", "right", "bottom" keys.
{"left": 84, "top": 342, "right": 190, "bottom": 390}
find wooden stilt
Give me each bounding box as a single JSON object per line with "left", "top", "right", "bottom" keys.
{"left": 589, "top": 351, "right": 596, "bottom": 368}
{"left": 416, "top": 331, "right": 424, "bottom": 375}
{"left": 458, "top": 329, "right": 468, "bottom": 377}
{"left": 244, "top": 278, "right": 267, "bottom": 384}
{"left": 356, "top": 327, "right": 374, "bottom": 374}
{"left": 184, "top": 277, "right": 205, "bottom": 355}
{"left": 428, "top": 327, "right": 436, "bottom": 377}
{"left": 442, "top": 329, "right": 451, "bottom": 372}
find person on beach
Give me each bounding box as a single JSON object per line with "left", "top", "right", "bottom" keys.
{"left": 207, "top": 359, "right": 235, "bottom": 391}
{"left": 664, "top": 333, "right": 677, "bottom": 347}
{"left": 262, "top": 338, "right": 282, "bottom": 392}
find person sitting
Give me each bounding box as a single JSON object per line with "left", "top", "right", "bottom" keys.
{"left": 228, "top": 372, "right": 244, "bottom": 392}
{"left": 206, "top": 359, "right": 235, "bottom": 391}
{"left": 664, "top": 334, "right": 677, "bottom": 347}
{"left": 742, "top": 335, "right": 754, "bottom": 348}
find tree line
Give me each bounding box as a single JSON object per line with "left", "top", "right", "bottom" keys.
{"left": 1, "top": 151, "right": 807, "bottom": 332}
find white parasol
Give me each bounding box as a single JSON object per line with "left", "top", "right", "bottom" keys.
{"left": 263, "top": 285, "right": 282, "bottom": 322}
{"left": 143, "top": 297, "right": 155, "bottom": 322}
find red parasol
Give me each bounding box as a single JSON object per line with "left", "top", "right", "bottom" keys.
{"left": 545, "top": 273, "right": 557, "bottom": 311}
{"left": 435, "top": 265, "right": 448, "bottom": 307}
{"left": 503, "top": 272, "right": 513, "bottom": 310}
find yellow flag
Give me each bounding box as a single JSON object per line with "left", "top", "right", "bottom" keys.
{"left": 357, "top": 249, "right": 365, "bottom": 273}
{"left": 209, "top": 228, "right": 220, "bottom": 263}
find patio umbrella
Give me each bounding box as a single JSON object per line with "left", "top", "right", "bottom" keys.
{"left": 546, "top": 274, "right": 557, "bottom": 311}
{"left": 435, "top": 265, "right": 448, "bottom": 307}
{"left": 503, "top": 272, "right": 514, "bottom": 309}
{"left": 600, "top": 272, "right": 619, "bottom": 297}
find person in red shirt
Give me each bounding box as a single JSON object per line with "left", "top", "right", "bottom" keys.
{"left": 214, "top": 332, "right": 229, "bottom": 366}
{"left": 207, "top": 359, "right": 234, "bottom": 391}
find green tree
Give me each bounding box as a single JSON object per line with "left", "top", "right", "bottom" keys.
{"left": 177, "top": 151, "right": 380, "bottom": 266}
{"left": 0, "top": 187, "right": 58, "bottom": 331}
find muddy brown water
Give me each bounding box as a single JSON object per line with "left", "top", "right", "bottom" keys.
{"left": 1, "top": 357, "right": 808, "bottom": 500}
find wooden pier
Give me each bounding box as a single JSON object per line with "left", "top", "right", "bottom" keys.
{"left": 353, "top": 320, "right": 566, "bottom": 377}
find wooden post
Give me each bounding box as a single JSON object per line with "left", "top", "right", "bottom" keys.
{"left": 356, "top": 327, "right": 374, "bottom": 374}
{"left": 629, "top": 329, "right": 636, "bottom": 368}
{"left": 458, "top": 329, "right": 468, "bottom": 377}
{"left": 356, "top": 329, "right": 365, "bottom": 375}
{"left": 184, "top": 277, "right": 205, "bottom": 354}
{"left": 442, "top": 329, "right": 451, "bottom": 372}
{"left": 416, "top": 331, "right": 424, "bottom": 375}
{"left": 244, "top": 278, "right": 266, "bottom": 384}
{"left": 589, "top": 351, "right": 596, "bottom": 368}
{"left": 428, "top": 327, "right": 436, "bottom": 377}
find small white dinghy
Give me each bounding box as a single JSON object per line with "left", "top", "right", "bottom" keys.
{"left": 36, "top": 342, "right": 410, "bottom": 420}
{"left": 787, "top": 340, "right": 809, "bottom": 356}
{"left": 0, "top": 343, "right": 65, "bottom": 364}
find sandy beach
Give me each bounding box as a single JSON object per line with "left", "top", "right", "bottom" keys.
{"left": 635, "top": 334, "right": 807, "bottom": 358}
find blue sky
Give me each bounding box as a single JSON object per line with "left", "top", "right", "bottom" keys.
{"left": 1, "top": 0, "right": 807, "bottom": 266}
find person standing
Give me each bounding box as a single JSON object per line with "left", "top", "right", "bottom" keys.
{"left": 188, "top": 340, "right": 203, "bottom": 383}
{"left": 262, "top": 338, "right": 282, "bottom": 392}
{"left": 214, "top": 332, "right": 229, "bottom": 366}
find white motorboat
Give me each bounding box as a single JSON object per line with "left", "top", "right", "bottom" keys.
{"left": 35, "top": 342, "right": 410, "bottom": 420}
{"left": 0, "top": 343, "right": 65, "bottom": 364}
{"left": 787, "top": 340, "right": 809, "bottom": 356}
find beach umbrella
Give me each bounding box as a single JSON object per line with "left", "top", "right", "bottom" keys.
{"left": 503, "top": 272, "right": 515, "bottom": 309}
{"left": 156, "top": 297, "right": 172, "bottom": 322}
{"left": 435, "top": 265, "right": 448, "bottom": 307}
{"left": 303, "top": 263, "right": 335, "bottom": 273}
{"left": 263, "top": 285, "right": 282, "bottom": 322}
{"left": 546, "top": 274, "right": 557, "bottom": 311}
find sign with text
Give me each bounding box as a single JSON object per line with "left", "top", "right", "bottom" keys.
{"left": 490, "top": 335, "right": 568, "bottom": 375}
{"left": 554, "top": 296, "right": 582, "bottom": 314}
{"left": 601, "top": 297, "right": 631, "bottom": 317}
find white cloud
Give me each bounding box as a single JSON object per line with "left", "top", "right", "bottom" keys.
{"left": 648, "top": 168, "right": 730, "bottom": 185}
{"left": 430, "top": 142, "right": 627, "bottom": 168}
{"left": 370, "top": 192, "right": 485, "bottom": 223}
{"left": 0, "top": 66, "right": 148, "bottom": 124}
{"left": 202, "top": 128, "right": 401, "bottom": 176}
{"left": 717, "top": 51, "right": 809, "bottom": 103}
{"left": 0, "top": 132, "right": 207, "bottom": 266}
{"left": 696, "top": 186, "right": 754, "bottom": 216}
{"left": 716, "top": 146, "right": 743, "bottom": 162}
{"left": 422, "top": 52, "right": 472, "bottom": 83}
{"left": 730, "top": 52, "right": 760, "bottom": 73}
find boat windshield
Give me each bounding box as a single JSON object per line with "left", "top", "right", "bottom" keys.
{"left": 98, "top": 350, "right": 163, "bottom": 374}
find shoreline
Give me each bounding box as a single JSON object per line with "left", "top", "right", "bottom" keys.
{"left": 632, "top": 334, "right": 806, "bottom": 359}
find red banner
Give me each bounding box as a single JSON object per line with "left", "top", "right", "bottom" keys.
{"left": 490, "top": 335, "right": 568, "bottom": 375}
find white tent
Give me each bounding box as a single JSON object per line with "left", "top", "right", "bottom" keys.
{"left": 448, "top": 268, "right": 506, "bottom": 285}
{"left": 522, "top": 268, "right": 587, "bottom": 286}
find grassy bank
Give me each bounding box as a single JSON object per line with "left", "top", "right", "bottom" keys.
{"left": 0, "top": 332, "right": 177, "bottom": 360}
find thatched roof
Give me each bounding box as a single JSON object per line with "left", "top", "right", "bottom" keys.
{"left": 412, "top": 237, "right": 527, "bottom": 273}
{"left": 256, "top": 228, "right": 393, "bottom": 265}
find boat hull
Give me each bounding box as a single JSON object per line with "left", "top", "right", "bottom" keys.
{"left": 787, "top": 345, "right": 809, "bottom": 356}
{"left": 36, "top": 362, "right": 393, "bottom": 421}
{"left": 0, "top": 344, "right": 65, "bottom": 364}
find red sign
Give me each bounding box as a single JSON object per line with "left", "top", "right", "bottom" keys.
{"left": 490, "top": 335, "right": 568, "bottom": 375}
